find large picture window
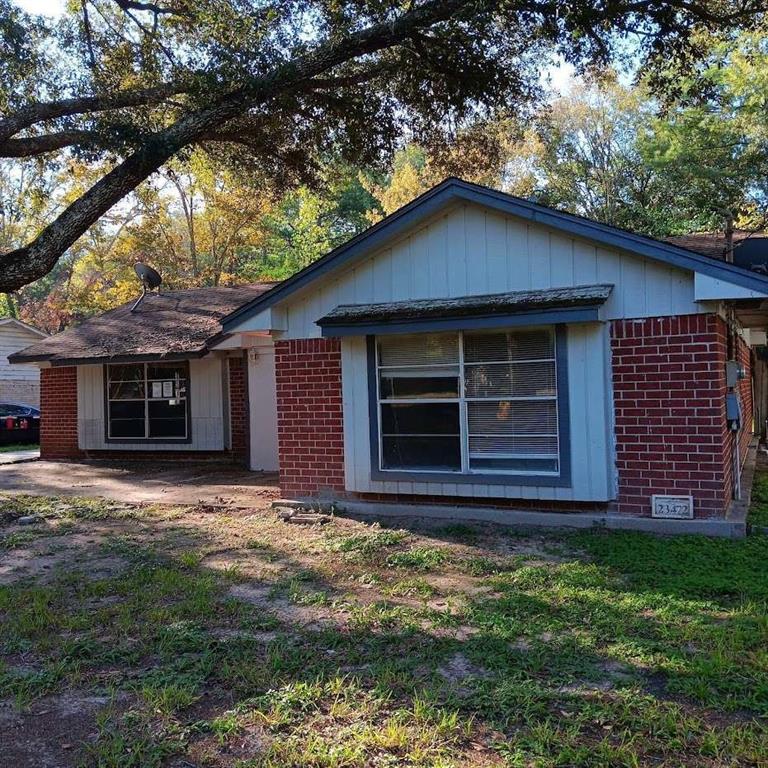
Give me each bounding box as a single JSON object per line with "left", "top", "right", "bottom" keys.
{"left": 375, "top": 327, "right": 563, "bottom": 477}
{"left": 106, "top": 362, "right": 189, "bottom": 440}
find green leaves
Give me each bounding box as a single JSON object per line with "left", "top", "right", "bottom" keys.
{"left": 641, "top": 28, "right": 768, "bottom": 231}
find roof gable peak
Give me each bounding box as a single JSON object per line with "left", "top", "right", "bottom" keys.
{"left": 223, "top": 178, "right": 768, "bottom": 332}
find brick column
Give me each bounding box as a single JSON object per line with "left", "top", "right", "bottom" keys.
{"left": 228, "top": 355, "right": 249, "bottom": 462}
{"left": 274, "top": 338, "right": 344, "bottom": 498}
{"left": 39, "top": 366, "right": 83, "bottom": 460}
{"left": 611, "top": 314, "right": 729, "bottom": 518}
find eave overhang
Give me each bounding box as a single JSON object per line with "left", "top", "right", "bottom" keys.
{"left": 8, "top": 350, "right": 208, "bottom": 367}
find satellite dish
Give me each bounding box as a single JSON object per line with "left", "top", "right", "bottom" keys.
{"left": 131, "top": 262, "right": 163, "bottom": 312}
{"left": 134, "top": 262, "right": 162, "bottom": 290}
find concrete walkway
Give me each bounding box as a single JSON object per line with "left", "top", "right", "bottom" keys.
{"left": 0, "top": 460, "right": 280, "bottom": 506}
{"left": 0, "top": 448, "right": 40, "bottom": 465}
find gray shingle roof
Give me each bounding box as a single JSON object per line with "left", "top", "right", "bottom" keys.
{"left": 9, "top": 283, "right": 276, "bottom": 365}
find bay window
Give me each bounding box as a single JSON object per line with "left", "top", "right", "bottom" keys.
{"left": 374, "top": 326, "right": 565, "bottom": 479}
{"left": 106, "top": 362, "right": 189, "bottom": 440}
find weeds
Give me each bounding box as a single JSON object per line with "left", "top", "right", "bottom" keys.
{"left": 3, "top": 493, "right": 768, "bottom": 766}
{"left": 386, "top": 547, "right": 448, "bottom": 571}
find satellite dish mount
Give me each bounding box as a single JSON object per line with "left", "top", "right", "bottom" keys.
{"left": 131, "top": 262, "right": 163, "bottom": 312}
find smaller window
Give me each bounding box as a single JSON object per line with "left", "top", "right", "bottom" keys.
{"left": 106, "top": 362, "right": 189, "bottom": 440}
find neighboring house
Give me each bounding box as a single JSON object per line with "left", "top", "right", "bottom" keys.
{"left": 13, "top": 178, "right": 768, "bottom": 535}
{"left": 0, "top": 318, "right": 48, "bottom": 407}
{"left": 665, "top": 230, "right": 768, "bottom": 271}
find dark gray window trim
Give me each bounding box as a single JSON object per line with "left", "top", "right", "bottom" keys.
{"left": 103, "top": 361, "right": 193, "bottom": 445}
{"left": 323, "top": 306, "right": 598, "bottom": 338}
{"left": 366, "top": 325, "right": 571, "bottom": 488}
{"left": 222, "top": 178, "right": 768, "bottom": 332}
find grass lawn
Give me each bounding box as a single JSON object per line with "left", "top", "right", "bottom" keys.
{"left": 1, "top": 493, "right": 767, "bottom": 767}
{"left": 749, "top": 469, "right": 768, "bottom": 528}
{"left": 0, "top": 443, "right": 38, "bottom": 453}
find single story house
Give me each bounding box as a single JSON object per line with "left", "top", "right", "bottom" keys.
{"left": 12, "top": 179, "right": 768, "bottom": 535}
{"left": 0, "top": 318, "right": 48, "bottom": 407}
{"left": 10, "top": 283, "right": 279, "bottom": 470}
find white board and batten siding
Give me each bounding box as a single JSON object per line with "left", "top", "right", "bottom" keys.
{"left": 270, "top": 203, "right": 704, "bottom": 340}
{"left": 77, "top": 357, "right": 226, "bottom": 451}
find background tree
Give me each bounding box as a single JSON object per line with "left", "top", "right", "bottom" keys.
{"left": 367, "top": 117, "right": 542, "bottom": 221}
{"left": 527, "top": 79, "right": 710, "bottom": 236}
{"left": 252, "top": 165, "right": 379, "bottom": 279}
{"left": 1, "top": 0, "right": 764, "bottom": 291}
{"left": 642, "top": 28, "right": 768, "bottom": 245}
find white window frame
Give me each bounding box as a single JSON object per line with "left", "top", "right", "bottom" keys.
{"left": 106, "top": 362, "right": 190, "bottom": 441}
{"left": 374, "top": 327, "right": 561, "bottom": 477}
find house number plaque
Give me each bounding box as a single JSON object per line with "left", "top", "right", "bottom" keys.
{"left": 651, "top": 495, "right": 694, "bottom": 519}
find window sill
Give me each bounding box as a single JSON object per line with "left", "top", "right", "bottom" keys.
{"left": 104, "top": 438, "right": 192, "bottom": 445}
{"left": 370, "top": 468, "right": 571, "bottom": 487}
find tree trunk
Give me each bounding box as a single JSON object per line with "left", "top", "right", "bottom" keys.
{"left": 725, "top": 211, "right": 735, "bottom": 263}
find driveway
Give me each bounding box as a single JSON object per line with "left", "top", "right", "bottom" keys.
{"left": 0, "top": 459, "right": 280, "bottom": 506}
{"left": 0, "top": 448, "right": 39, "bottom": 464}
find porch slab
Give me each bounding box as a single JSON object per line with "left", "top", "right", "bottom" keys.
{"left": 274, "top": 499, "right": 746, "bottom": 539}
{"left": 0, "top": 460, "right": 280, "bottom": 506}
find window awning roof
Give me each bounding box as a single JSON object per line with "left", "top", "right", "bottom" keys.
{"left": 317, "top": 284, "right": 614, "bottom": 337}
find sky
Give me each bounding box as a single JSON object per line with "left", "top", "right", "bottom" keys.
{"left": 13, "top": 0, "right": 65, "bottom": 15}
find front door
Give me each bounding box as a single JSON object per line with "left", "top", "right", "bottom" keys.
{"left": 247, "top": 344, "right": 279, "bottom": 472}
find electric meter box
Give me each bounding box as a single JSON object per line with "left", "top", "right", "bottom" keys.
{"left": 726, "top": 392, "right": 742, "bottom": 430}
{"left": 726, "top": 360, "right": 745, "bottom": 388}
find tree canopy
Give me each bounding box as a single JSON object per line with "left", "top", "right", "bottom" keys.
{"left": 1, "top": 0, "right": 765, "bottom": 292}
{"left": 642, "top": 29, "right": 768, "bottom": 235}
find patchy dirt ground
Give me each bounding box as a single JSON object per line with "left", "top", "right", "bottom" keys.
{"left": 0, "top": 459, "right": 280, "bottom": 506}
{"left": 1, "top": 493, "right": 767, "bottom": 767}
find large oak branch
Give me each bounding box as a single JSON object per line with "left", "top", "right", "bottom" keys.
{"left": 0, "top": 130, "right": 112, "bottom": 157}
{"left": 0, "top": 83, "right": 187, "bottom": 144}
{"left": 0, "top": 127, "right": 274, "bottom": 158}
{"left": 0, "top": 0, "right": 478, "bottom": 291}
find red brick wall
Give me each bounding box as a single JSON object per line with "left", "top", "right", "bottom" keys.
{"left": 611, "top": 314, "right": 730, "bottom": 519}
{"left": 39, "top": 366, "right": 83, "bottom": 460}
{"left": 275, "top": 338, "right": 344, "bottom": 498}
{"left": 228, "top": 355, "right": 249, "bottom": 461}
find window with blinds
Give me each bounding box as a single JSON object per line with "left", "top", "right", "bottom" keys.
{"left": 375, "top": 327, "right": 560, "bottom": 475}
{"left": 106, "top": 362, "right": 189, "bottom": 440}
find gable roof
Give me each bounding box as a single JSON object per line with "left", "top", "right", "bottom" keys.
{"left": 222, "top": 178, "right": 768, "bottom": 332}
{"left": 9, "top": 283, "right": 276, "bottom": 366}
{"left": 0, "top": 318, "right": 47, "bottom": 339}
